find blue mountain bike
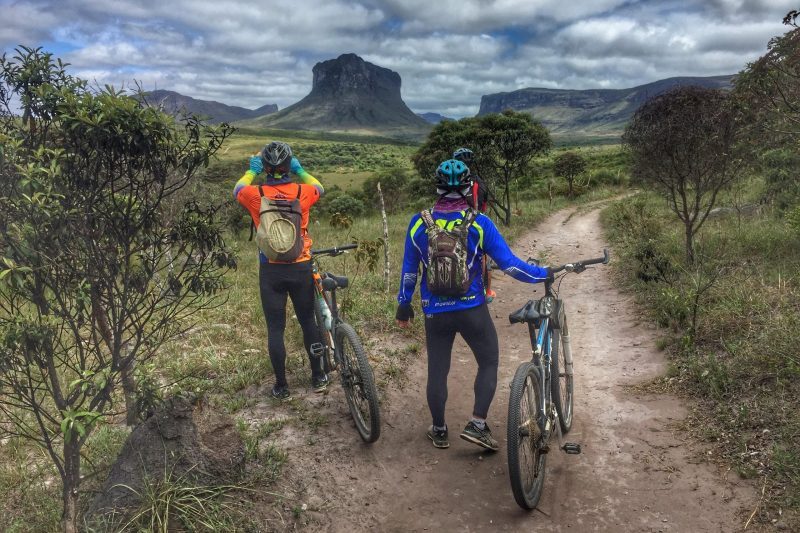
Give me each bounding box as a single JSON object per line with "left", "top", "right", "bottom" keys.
{"left": 507, "top": 249, "right": 609, "bottom": 510}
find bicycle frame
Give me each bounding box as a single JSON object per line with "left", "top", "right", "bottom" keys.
{"left": 519, "top": 249, "right": 609, "bottom": 448}
{"left": 526, "top": 290, "right": 557, "bottom": 448}
{"left": 310, "top": 243, "right": 358, "bottom": 365}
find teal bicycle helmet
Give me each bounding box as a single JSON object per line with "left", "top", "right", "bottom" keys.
{"left": 435, "top": 159, "right": 471, "bottom": 191}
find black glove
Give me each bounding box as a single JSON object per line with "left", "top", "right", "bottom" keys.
{"left": 395, "top": 303, "right": 415, "bottom": 322}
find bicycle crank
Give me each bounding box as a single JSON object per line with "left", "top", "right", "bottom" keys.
{"left": 561, "top": 443, "right": 582, "bottom": 454}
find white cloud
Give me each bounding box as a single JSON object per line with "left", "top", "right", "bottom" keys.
{"left": 1, "top": 0, "right": 795, "bottom": 116}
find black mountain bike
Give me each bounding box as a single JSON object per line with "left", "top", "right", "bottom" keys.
{"left": 311, "top": 244, "right": 381, "bottom": 443}
{"left": 506, "top": 249, "right": 610, "bottom": 510}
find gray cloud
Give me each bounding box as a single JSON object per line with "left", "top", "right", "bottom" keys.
{"left": 1, "top": 0, "right": 794, "bottom": 116}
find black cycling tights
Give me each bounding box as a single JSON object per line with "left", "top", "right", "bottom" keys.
{"left": 259, "top": 261, "right": 324, "bottom": 387}
{"left": 424, "top": 304, "right": 499, "bottom": 428}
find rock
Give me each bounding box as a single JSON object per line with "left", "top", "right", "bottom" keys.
{"left": 257, "top": 53, "right": 429, "bottom": 132}
{"left": 87, "top": 396, "right": 245, "bottom": 519}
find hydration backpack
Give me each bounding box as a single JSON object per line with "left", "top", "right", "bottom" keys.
{"left": 256, "top": 184, "right": 304, "bottom": 262}
{"left": 420, "top": 209, "right": 478, "bottom": 296}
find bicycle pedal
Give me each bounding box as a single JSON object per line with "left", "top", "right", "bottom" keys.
{"left": 561, "top": 443, "right": 581, "bottom": 454}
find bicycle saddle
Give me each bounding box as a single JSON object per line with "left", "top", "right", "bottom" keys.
{"left": 509, "top": 300, "right": 540, "bottom": 324}
{"left": 321, "top": 273, "right": 349, "bottom": 290}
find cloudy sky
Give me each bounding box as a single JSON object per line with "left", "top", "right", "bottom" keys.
{"left": 1, "top": 0, "right": 795, "bottom": 117}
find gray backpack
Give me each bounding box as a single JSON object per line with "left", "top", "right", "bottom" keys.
{"left": 256, "top": 184, "right": 304, "bottom": 262}
{"left": 420, "top": 209, "right": 477, "bottom": 296}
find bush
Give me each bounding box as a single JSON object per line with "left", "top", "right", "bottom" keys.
{"left": 325, "top": 193, "right": 365, "bottom": 218}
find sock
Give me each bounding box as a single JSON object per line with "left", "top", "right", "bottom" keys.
{"left": 433, "top": 424, "right": 447, "bottom": 432}
{"left": 471, "top": 418, "right": 486, "bottom": 430}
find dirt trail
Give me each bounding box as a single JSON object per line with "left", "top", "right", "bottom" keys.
{"left": 251, "top": 202, "right": 756, "bottom": 532}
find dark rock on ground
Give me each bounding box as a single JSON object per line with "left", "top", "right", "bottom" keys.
{"left": 87, "top": 396, "right": 245, "bottom": 518}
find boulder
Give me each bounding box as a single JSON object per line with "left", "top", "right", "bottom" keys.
{"left": 88, "top": 396, "right": 245, "bottom": 517}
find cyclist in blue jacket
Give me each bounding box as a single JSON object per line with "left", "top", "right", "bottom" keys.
{"left": 395, "top": 159, "right": 549, "bottom": 450}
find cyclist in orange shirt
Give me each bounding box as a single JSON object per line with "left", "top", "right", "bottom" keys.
{"left": 234, "top": 141, "right": 327, "bottom": 400}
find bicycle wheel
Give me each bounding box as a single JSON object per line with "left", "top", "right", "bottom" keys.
{"left": 335, "top": 322, "right": 381, "bottom": 443}
{"left": 507, "top": 362, "right": 547, "bottom": 510}
{"left": 314, "top": 293, "right": 334, "bottom": 373}
{"left": 550, "top": 319, "right": 574, "bottom": 433}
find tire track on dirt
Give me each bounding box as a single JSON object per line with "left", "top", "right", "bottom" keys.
{"left": 255, "top": 202, "right": 756, "bottom": 532}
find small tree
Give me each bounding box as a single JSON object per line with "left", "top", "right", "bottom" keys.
{"left": 553, "top": 151, "right": 587, "bottom": 198}
{"left": 0, "top": 47, "right": 234, "bottom": 532}
{"left": 622, "top": 86, "right": 743, "bottom": 263}
{"left": 413, "top": 110, "right": 551, "bottom": 224}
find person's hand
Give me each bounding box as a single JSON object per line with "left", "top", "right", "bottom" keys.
{"left": 395, "top": 303, "right": 414, "bottom": 327}
{"left": 249, "top": 155, "right": 263, "bottom": 175}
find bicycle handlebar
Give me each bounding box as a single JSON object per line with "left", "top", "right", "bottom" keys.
{"left": 311, "top": 243, "right": 359, "bottom": 257}
{"left": 548, "top": 248, "right": 610, "bottom": 275}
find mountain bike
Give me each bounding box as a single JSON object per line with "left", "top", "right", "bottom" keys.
{"left": 506, "top": 249, "right": 610, "bottom": 510}
{"left": 311, "top": 244, "right": 381, "bottom": 443}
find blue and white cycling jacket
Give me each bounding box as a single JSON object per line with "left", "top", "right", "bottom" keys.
{"left": 397, "top": 210, "right": 549, "bottom": 315}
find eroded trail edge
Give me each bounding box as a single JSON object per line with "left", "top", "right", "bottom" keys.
{"left": 249, "top": 202, "right": 756, "bottom": 532}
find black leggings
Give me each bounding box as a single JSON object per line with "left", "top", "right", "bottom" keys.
{"left": 424, "top": 304, "right": 499, "bottom": 428}
{"left": 259, "top": 261, "right": 323, "bottom": 387}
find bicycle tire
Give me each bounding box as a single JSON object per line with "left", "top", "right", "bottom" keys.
{"left": 507, "top": 362, "right": 547, "bottom": 510}
{"left": 550, "top": 318, "right": 574, "bottom": 433}
{"left": 313, "top": 294, "right": 334, "bottom": 373}
{"left": 336, "top": 322, "right": 381, "bottom": 443}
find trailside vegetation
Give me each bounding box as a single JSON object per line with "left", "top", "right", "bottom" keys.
{"left": 622, "top": 86, "right": 744, "bottom": 264}
{"left": 413, "top": 110, "right": 552, "bottom": 224}
{"left": 606, "top": 13, "right": 800, "bottom": 528}
{"left": 0, "top": 46, "right": 234, "bottom": 532}
{"left": 553, "top": 151, "right": 587, "bottom": 199}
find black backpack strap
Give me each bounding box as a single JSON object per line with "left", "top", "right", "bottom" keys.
{"left": 296, "top": 184, "right": 302, "bottom": 199}
{"left": 458, "top": 209, "right": 478, "bottom": 239}
{"left": 259, "top": 185, "right": 266, "bottom": 197}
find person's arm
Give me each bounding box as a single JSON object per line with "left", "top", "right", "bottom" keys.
{"left": 396, "top": 216, "right": 422, "bottom": 327}
{"left": 480, "top": 215, "right": 549, "bottom": 283}
{"left": 233, "top": 155, "right": 263, "bottom": 199}
{"left": 290, "top": 157, "right": 324, "bottom": 195}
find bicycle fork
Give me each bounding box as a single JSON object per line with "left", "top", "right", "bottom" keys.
{"left": 556, "top": 327, "right": 581, "bottom": 455}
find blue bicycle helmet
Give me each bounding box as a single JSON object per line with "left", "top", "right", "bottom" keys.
{"left": 435, "top": 159, "right": 471, "bottom": 190}
{"left": 452, "top": 147, "right": 474, "bottom": 164}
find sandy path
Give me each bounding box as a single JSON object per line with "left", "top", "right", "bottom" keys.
{"left": 258, "top": 201, "right": 756, "bottom": 532}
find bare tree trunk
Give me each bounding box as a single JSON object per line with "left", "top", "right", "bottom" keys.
{"left": 121, "top": 344, "right": 137, "bottom": 426}
{"left": 685, "top": 223, "right": 695, "bottom": 265}
{"left": 92, "top": 288, "right": 138, "bottom": 426}
{"left": 61, "top": 442, "right": 81, "bottom": 533}
{"left": 377, "top": 181, "right": 390, "bottom": 292}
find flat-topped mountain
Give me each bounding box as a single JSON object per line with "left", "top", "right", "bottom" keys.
{"left": 478, "top": 75, "right": 734, "bottom": 137}
{"left": 243, "top": 53, "right": 430, "bottom": 136}
{"left": 142, "top": 90, "right": 277, "bottom": 124}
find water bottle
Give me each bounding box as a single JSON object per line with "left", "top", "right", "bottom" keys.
{"left": 317, "top": 293, "right": 332, "bottom": 331}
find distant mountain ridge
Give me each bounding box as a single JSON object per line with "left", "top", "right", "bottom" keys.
{"left": 417, "top": 112, "right": 453, "bottom": 124}
{"left": 478, "top": 75, "right": 735, "bottom": 137}
{"left": 142, "top": 90, "right": 277, "bottom": 124}
{"left": 242, "top": 53, "right": 430, "bottom": 137}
